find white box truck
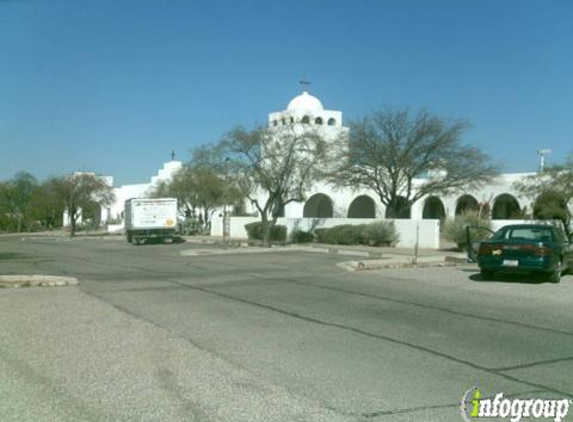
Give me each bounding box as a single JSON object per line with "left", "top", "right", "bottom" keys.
{"left": 124, "top": 198, "right": 178, "bottom": 244}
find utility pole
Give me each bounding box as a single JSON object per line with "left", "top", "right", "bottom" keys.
{"left": 222, "top": 157, "right": 230, "bottom": 244}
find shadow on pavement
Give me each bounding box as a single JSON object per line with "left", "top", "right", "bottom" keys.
{"left": 133, "top": 236, "right": 186, "bottom": 245}
{"left": 468, "top": 272, "right": 552, "bottom": 285}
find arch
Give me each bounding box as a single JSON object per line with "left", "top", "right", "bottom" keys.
{"left": 315, "top": 117, "right": 323, "bottom": 125}
{"left": 289, "top": 117, "right": 294, "bottom": 124}
{"left": 491, "top": 194, "right": 521, "bottom": 219}
{"left": 301, "top": 115, "right": 310, "bottom": 124}
{"left": 422, "top": 196, "right": 446, "bottom": 220}
{"left": 347, "top": 195, "right": 376, "bottom": 218}
{"left": 303, "top": 193, "right": 333, "bottom": 218}
{"left": 385, "top": 196, "right": 411, "bottom": 219}
{"left": 273, "top": 120, "right": 278, "bottom": 127}
{"left": 327, "top": 118, "right": 336, "bottom": 126}
{"left": 455, "top": 194, "right": 479, "bottom": 216}
{"left": 533, "top": 191, "right": 569, "bottom": 221}
{"left": 281, "top": 118, "right": 286, "bottom": 126}
{"left": 271, "top": 203, "right": 285, "bottom": 218}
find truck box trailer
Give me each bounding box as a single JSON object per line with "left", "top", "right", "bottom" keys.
{"left": 124, "top": 198, "right": 178, "bottom": 244}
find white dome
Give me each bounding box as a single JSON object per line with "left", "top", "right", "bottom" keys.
{"left": 287, "top": 91, "right": 324, "bottom": 111}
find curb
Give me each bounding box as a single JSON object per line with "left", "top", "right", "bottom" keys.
{"left": 337, "top": 257, "right": 465, "bottom": 272}
{"left": 0, "top": 275, "right": 79, "bottom": 288}
{"left": 180, "top": 244, "right": 386, "bottom": 258}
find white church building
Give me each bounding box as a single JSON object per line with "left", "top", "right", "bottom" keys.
{"left": 101, "top": 91, "right": 549, "bottom": 247}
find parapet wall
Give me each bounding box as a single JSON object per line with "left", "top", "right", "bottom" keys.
{"left": 211, "top": 217, "right": 441, "bottom": 249}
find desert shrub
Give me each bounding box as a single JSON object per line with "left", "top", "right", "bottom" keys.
{"left": 335, "top": 225, "right": 365, "bottom": 245}
{"left": 361, "top": 221, "right": 399, "bottom": 246}
{"left": 313, "top": 221, "right": 399, "bottom": 246}
{"left": 313, "top": 228, "right": 332, "bottom": 244}
{"left": 314, "top": 225, "right": 359, "bottom": 244}
{"left": 290, "top": 230, "right": 314, "bottom": 243}
{"left": 244, "top": 221, "right": 286, "bottom": 242}
{"left": 442, "top": 210, "right": 491, "bottom": 250}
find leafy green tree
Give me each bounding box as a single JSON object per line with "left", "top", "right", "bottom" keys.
{"left": 149, "top": 145, "right": 244, "bottom": 232}
{"left": 0, "top": 172, "right": 39, "bottom": 232}
{"left": 328, "top": 107, "right": 499, "bottom": 218}
{"left": 28, "top": 178, "right": 66, "bottom": 230}
{"left": 220, "top": 125, "right": 328, "bottom": 244}
{"left": 49, "top": 173, "right": 115, "bottom": 237}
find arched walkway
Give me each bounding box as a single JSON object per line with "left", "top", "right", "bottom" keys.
{"left": 491, "top": 194, "right": 520, "bottom": 219}
{"left": 347, "top": 195, "right": 376, "bottom": 218}
{"left": 422, "top": 196, "right": 445, "bottom": 220}
{"left": 385, "top": 196, "right": 411, "bottom": 219}
{"left": 303, "top": 193, "right": 334, "bottom": 218}
{"left": 455, "top": 195, "right": 479, "bottom": 216}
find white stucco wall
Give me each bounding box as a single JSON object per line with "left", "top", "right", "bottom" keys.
{"left": 211, "top": 216, "right": 440, "bottom": 249}
{"left": 106, "top": 160, "right": 183, "bottom": 226}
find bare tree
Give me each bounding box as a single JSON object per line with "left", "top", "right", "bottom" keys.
{"left": 328, "top": 107, "right": 499, "bottom": 218}
{"left": 50, "top": 173, "right": 115, "bottom": 236}
{"left": 221, "top": 125, "right": 328, "bottom": 244}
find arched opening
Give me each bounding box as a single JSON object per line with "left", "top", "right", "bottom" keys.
{"left": 533, "top": 191, "right": 569, "bottom": 222}
{"left": 289, "top": 117, "right": 294, "bottom": 124}
{"left": 385, "top": 196, "right": 411, "bottom": 219}
{"left": 315, "top": 117, "right": 323, "bottom": 125}
{"left": 492, "top": 194, "right": 521, "bottom": 219}
{"left": 455, "top": 195, "right": 479, "bottom": 217}
{"left": 271, "top": 203, "right": 285, "bottom": 218}
{"left": 303, "top": 194, "right": 333, "bottom": 218}
{"left": 273, "top": 120, "right": 278, "bottom": 127}
{"left": 301, "top": 115, "right": 310, "bottom": 124}
{"left": 422, "top": 196, "right": 445, "bottom": 220}
{"left": 347, "top": 195, "right": 376, "bottom": 218}
{"left": 281, "top": 118, "right": 286, "bottom": 125}
{"left": 327, "top": 118, "right": 336, "bottom": 126}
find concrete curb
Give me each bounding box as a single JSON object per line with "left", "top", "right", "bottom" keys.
{"left": 181, "top": 245, "right": 326, "bottom": 256}
{"left": 180, "top": 244, "right": 388, "bottom": 258}
{"left": 0, "top": 275, "right": 79, "bottom": 288}
{"left": 337, "top": 256, "right": 466, "bottom": 272}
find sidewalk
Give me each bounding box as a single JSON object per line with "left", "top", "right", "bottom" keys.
{"left": 180, "top": 235, "right": 470, "bottom": 271}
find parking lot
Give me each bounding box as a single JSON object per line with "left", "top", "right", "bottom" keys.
{"left": 1, "top": 235, "right": 572, "bottom": 422}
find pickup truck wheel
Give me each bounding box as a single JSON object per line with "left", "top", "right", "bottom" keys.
{"left": 549, "top": 260, "right": 562, "bottom": 283}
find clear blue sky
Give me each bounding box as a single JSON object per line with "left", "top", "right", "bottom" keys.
{"left": 1, "top": 0, "right": 572, "bottom": 185}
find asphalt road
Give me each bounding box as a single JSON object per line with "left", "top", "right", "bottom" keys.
{"left": 1, "top": 235, "right": 572, "bottom": 422}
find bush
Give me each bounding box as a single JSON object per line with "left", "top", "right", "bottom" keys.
{"left": 361, "top": 221, "right": 400, "bottom": 246}
{"left": 314, "top": 225, "right": 358, "bottom": 244}
{"left": 290, "top": 230, "right": 314, "bottom": 243}
{"left": 313, "top": 222, "right": 399, "bottom": 246}
{"left": 244, "top": 221, "right": 287, "bottom": 242}
{"left": 442, "top": 210, "right": 491, "bottom": 250}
